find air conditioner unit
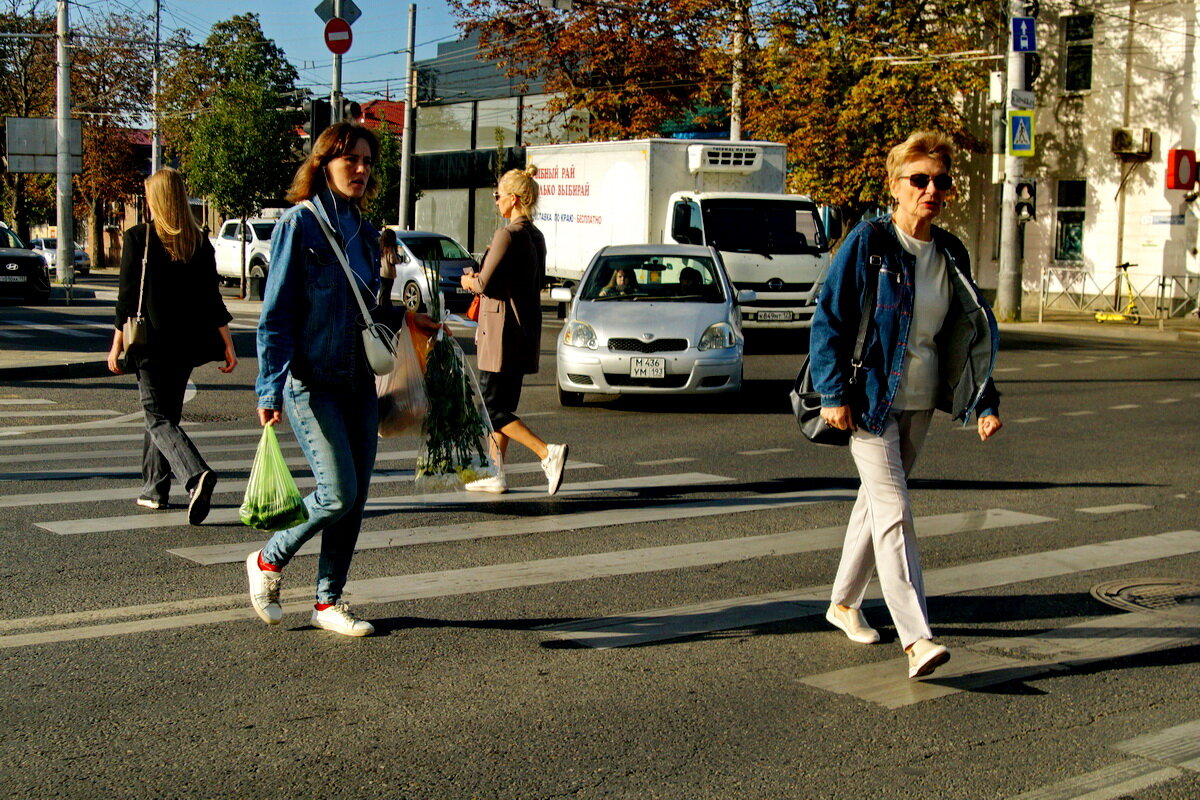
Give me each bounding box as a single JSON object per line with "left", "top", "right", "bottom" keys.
{"left": 1111, "top": 127, "right": 1152, "bottom": 157}
{"left": 687, "top": 144, "right": 763, "bottom": 175}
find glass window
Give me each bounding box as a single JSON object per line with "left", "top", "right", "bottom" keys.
{"left": 1063, "top": 14, "right": 1094, "bottom": 92}
{"left": 250, "top": 222, "right": 276, "bottom": 241}
{"left": 581, "top": 255, "right": 724, "bottom": 302}
{"left": 699, "top": 199, "right": 826, "bottom": 255}
{"left": 399, "top": 236, "right": 472, "bottom": 262}
{"left": 474, "top": 185, "right": 505, "bottom": 255}
{"left": 220, "top": 223, "right": 239, "bottom": 241}
{"left": 416, "top": 103, "right": 473, "bottom": 153}
{"left": 475, "top": 97, "right": 518, "bottom": 151}
{"left": 0, "top": 228, "right": 25, "bottom": 249}
{"left": 1054, "top": 180, "right": 1086, "bottom": 262}
{"left": 521, "top": 93, "right": 589, "bottom": 145}
{"left": 415, "top": 188, "right": 470, "bottom": 245}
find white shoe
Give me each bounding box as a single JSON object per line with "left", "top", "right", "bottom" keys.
{"left": 541, "top": 443, "right": 569, "bottom": 495}
{"left": 825, "top": 603, "right": 881, "bottom": 644}
{"left": 906, "top": 638, "right": 950, "bottom": 679}
{"left": 465, "top": 474, "right": 507, "bottom": 494}
{"left": 246, "top": 551, "right": 283, "bottom": 625}
{"left": 311, "top": 603, "right": 375, "bottom": 637}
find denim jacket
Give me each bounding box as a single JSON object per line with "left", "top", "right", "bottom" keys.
{"left": 255, "top": 190, "right": 381, "bottom": 410}
{"left": 809, "top": 217, "right": 1000, "bottom": 435}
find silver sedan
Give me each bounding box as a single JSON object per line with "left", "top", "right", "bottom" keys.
{"left": 552, "top": 244, "right": 755, "bottom": 406}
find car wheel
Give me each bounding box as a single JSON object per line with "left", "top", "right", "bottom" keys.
{"left": 558, "top": 385, "right": 585, "bottom": 407}
{"left": 401, "top": 280, "right": 424, "bottom": 312}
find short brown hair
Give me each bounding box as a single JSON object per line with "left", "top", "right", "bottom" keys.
{"left": 286, "top": 122, "right": 380, "bottom": 205}
{"left": 886, "top": 131, "right": 954, "bottom": 183}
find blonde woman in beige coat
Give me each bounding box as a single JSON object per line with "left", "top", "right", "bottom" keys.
{"left": 459, "top": 166, "right": 568, "bottom": 495}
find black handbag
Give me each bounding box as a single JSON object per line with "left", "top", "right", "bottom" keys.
{"left": 790, "top": 221, "right": 886, "bottom": 446}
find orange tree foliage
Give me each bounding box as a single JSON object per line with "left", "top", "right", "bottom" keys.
{"left": 448, "top": 0, "right": 730, "bottom": 140}
{"left": 741, "top": 0, "right": 997, "bottom": 216}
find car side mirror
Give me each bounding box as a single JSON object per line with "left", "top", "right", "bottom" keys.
{"left": 399, "top": 253, "right": 409, "bottom": 263}
{"left": 737, "top": 288, "right": 757, "bottom": 304}
{"left": 549, "top": 286, "right": 573, "bottom": 302}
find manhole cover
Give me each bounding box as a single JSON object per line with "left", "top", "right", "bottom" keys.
{"left": 1090, "top": 578, "right": 1200, "bottom": 618}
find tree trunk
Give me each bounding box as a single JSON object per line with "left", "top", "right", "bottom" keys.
{"left": 88, "top": 197, "right": 104, "bottom": 271}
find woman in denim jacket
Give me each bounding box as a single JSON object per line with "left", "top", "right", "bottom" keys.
{"left": 810, "top": 131, "right": 1003, "bottom": 679}
{"left": 246, "top": 122, "right": 383, "bottom": 637}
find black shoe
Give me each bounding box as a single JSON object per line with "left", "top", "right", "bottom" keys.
{"left": 188, "top": 471, "right": 217, "bottom": 525}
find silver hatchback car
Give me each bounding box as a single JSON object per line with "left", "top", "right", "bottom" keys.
{"left": 551, "top": 244, "right": 755, "bottom": 406}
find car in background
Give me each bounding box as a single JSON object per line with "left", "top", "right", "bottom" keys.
{"left": 550, "top": 244, "right": 755, "bottom": 406}
{"left": 0, "top": 223, "right": 52, "bottom": 304}
{"left": 211, "top": 218, "right": 276, "bottom": 285}
{"left": 388, "top": 230, "right": 477, "bottom": 315}
{"left": 28, "top": 237, "right": 90, "bottom": 276}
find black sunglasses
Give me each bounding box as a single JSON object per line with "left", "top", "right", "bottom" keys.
{"left": 901, "top": 173, "right": 953, "bottom": 191}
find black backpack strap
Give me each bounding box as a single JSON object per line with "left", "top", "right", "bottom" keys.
{"left": 848, "top": 220, "right": 887, "bottom": 385}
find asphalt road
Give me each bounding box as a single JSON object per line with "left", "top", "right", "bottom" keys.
{"left": 1, "top": 288, "right": 1198, "bottom": 800}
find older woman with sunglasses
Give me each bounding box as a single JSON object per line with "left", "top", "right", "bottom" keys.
{"left": 809, "top": 131, "right": 1002, "bottom": 679}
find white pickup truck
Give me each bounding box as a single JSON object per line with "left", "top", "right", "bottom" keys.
{"left": 211, "top": 218, "right": 277, "bottom": 286}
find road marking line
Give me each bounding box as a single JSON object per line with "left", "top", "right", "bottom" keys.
{"left": 31, "top": 461, "right": 606, "bottom": 531}
{"left": 10, "top": 320, "right": 96, "bottom": 338}
{"left": 1077, "top": 503, "right": 1152, "bottom": 514}
{"left": 1155, "top": 398, "right": 1182, "bottom": 404}
{"left": 542, "top": 529, "right": 1197, "bottom": 649}
{"left": 1009, "top": 759, "right": 1180, "bottom": 799}
{"left": 634, "top": 457, "right": 696, "bottom": 466}
{"left": 0, "top": 427, "right": 264, "bottom": 448}
{"left": 737, "top": 448, "right": 791, "bottom": 455}
{"left": 0, "top": 409, "right": 121, "bottom": 418}
{"left": 1109, "top": 404, "right": 1140, "bottom": 410}
{"left": 995, "top": 367, "right": 1021, "bottom": 373}
{"left": 1013, "top": 417, "right": 1047, "bottom": 423}
{"left": 1063, "top": 410, "right": 1097, "bottom": 417}
{"left": 1036, "top": 363, "right": 1061, "bottom": 368}
{"left": 172, "top": 483, "right": 842, "bottom": 565}
{"left": 0, "top": 438, "right": 304, "bottom": 466}
{"left": 1114, "top": 719, "right": 1200, "bottom": 769}
{"left": 1072, "top": 358, "right": 1098, "bottom": 364}
{"left": 0, "top": 399, "right": 55, "bottom": 405}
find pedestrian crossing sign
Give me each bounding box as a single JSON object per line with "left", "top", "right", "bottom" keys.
{"left": 1008, "top": 110, "right": 1036, "bottom": 157}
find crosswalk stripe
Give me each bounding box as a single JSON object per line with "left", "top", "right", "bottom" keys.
{"left": 1077, "top": 503, "right": 1151, "bottom": 514}
{"left": 0, "top": 409, "right": 121, "bottom": 418}
{"left": 0, "top": 428, "right": 265, "bottom": 449}
{"left": 1009, "top": 759, "right": 1180, "bottom": 799}
{"left": 801, "top": 610, "right": 1200, "bottom": 709}
{"left": 31, "top": 461, "right": 606, "bottom": 532}
{"left": 0, "top": 399, "right": 56, "bottom": 405}
{"left": 10, "top": 320, "right": 96, "bottom": 338}
{"left": 634, "top": 457, "right": 696, "bottom": 466}
{"left": 542, "top": 529, "right": 1198, "bottom": 649}
{"left": 170, "top": 480, "right": 835, "bottom": 565}
{"left": 0, "top": 438, "right": 304, "bottom": 466}
{"left": 1114, "top": 719, "right": 1200, "bottom": 769}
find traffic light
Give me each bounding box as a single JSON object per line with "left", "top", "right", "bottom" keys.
{"left": 341, "top": 99, "right": 362, "bottom": 122}
{"left": 1023, "top": 52, "right": 1042, "bottom": 91}
{"left": 1015, "top": 180, "right": 1036, "bottom": 222}
{"left": 302, "top": 98, "right": 332, "bottom": 154}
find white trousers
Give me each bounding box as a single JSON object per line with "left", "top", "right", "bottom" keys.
{"left": 830, "top": 409, "right": 935, "bottom": 649}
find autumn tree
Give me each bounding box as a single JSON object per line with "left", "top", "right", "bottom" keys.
{"left": 743, "top": 0, "right": 998, "bottom": 219}
{"left": 0, "top": 0, "right": 55, "bottom": 240}
{"left": 448, "top": 0, "right": 730, "bottom": 140}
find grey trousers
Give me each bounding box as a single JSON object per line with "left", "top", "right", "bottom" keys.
{"left": 831, "top": 409, "right": 935, "bottom": 649}
{"left": 136, "top": 365, "right": 209, "bottom": 503}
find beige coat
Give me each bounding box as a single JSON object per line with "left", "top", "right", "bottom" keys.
{"left": 469, "top": 216, "right": 546, "bottom": 374}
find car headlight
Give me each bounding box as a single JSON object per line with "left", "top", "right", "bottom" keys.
{"left": 698, "top": 321, "right": 735, "bottom": 351}
{"left": 563, "top": 320, "right": 598, "bottom": 350}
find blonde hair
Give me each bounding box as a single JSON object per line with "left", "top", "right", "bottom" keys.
{"left": 886, "top": 131, "right": 954, "bottom": 183}
{"left": 498, "top": 165, "right": 540, "bottom": 216}
{"left": 145, "top": 167, "right": 202, "bottom": 262}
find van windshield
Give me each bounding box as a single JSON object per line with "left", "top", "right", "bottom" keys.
{"left": 699, "top": 199, "right": 826, "bottom": 256}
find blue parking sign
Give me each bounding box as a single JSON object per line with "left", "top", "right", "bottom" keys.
{"left": 1008, "top": 111, "right": 1035, "bottom": 156}
{"left": 1013, "top": 17, "right": 1036, "bottom": 52}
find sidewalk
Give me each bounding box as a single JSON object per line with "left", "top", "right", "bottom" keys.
{"left": 3, "top": 286, "right": 1198, "bottom": 382}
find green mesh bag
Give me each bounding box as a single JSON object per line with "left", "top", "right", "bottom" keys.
{"left": 239, "top": 425, "right": 309, "bottom": 532}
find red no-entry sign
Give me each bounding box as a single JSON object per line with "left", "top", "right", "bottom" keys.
{"left": 324, "top": 18, "right": 352, "bottom": 55}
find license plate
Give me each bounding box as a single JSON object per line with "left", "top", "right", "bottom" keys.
{"left": 0, "top": 275, "right": 26, "bottom": 283}
{"left": 629, "top": 356, "right": 665, "bottom": 378}
{"left": 757, "top": 310, "right": 792, "bottom": 321}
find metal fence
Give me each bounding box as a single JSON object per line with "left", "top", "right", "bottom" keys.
{"left": 1037, "top": 266, "right": 1200, "bottom": 322}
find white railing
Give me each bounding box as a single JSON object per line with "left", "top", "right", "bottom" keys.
{"left": 1038, "top": 266, "right": 1199, "bottom": 322}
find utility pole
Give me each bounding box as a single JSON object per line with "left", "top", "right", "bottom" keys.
{"left": 55, "top": 0, "right": 74, "bottom": 297}
{"left": 729, "top": 0, "right": 747, "bottom": 141}
{"left": 151, "top": 0, "right": 162, "bottom": 173}
{"left": 398, "top": 3, "right": 416, "bottom": 229}
{"left": 331, "top": 0, "right": 344, "bottom": 123}
{"left": 996, "top": 0, "right": 1028, "bottom": 321}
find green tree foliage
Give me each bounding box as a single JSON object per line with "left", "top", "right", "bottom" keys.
{"left": 743, "top": 0, "right": 997, "bottom": 217}
{"left": 448, "top": 0, "right": 729, "bottom": 140}
{"left": 364, "top": 121, "right": 401, "bottom": 226}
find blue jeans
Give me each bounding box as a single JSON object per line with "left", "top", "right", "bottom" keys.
{"left": 136, "top": 365, "right": 209, "bottom": 502}
{"left": 261, "top": 375, "right": 379, "bottom": 604}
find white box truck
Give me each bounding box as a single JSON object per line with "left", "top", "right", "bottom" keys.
{"left": 527, "top": 138, "right": 833, "bottom": 328}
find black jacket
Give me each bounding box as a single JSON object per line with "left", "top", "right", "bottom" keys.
{"left": 115, "top": 223, "right": 232, "bottom": 369}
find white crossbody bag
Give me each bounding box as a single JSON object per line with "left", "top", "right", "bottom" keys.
{"left": 301, "top": 199, "right": 397, "bottom": 376}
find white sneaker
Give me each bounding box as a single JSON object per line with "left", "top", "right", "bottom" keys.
{"left": 465, "top": 474, "right": 507, "bottom": 494}
{"left": 541, "top": 443, "right": 569, "bottom": 495}
{"left": 246, "top": 551, "right": 283, "bottom": 625}
{"left": 311, "top": 603, "right": 375, "bottom": 637}
{"left": 906, "top": 638, "right": 950, "bottom": 679}
{"left": 825, "top": 603, "right": 880, "bottom": 644}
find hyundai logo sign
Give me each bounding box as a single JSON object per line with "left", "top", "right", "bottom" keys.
{"left": 767, "top": 278, "right": 784, "bottom": 290}
{"left": 4, "top": 264, "right": 18, "bottom": 271}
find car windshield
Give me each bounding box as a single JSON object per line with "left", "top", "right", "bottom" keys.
{"left": 0, "top": 228, "right": 27, "bottom": 249}
{"left": 37, "top": 237, "right": 56, "bottom": 249}
{"left": 400, "top": 235, "right": 471, "bottom": 262}
{"left": 580, "top": 255, "right": 725, "bottom": 303}
{"left": 251, "top": 222, "right": 275, "bottom": 240}
{"left": 700, "top": 199, "right": 826, "bottom": 256}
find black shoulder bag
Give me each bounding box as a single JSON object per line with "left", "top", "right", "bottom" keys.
{"left": 789, "top": 221, "right": 887, "bottom": 446}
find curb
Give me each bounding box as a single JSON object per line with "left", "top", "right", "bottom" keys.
{"left": 0, "top": 359, "right": 111, "bottom": 381}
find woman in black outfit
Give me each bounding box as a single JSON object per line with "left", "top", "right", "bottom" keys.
{"left": 108, "top": 167, "right": 238, "bottom": 524}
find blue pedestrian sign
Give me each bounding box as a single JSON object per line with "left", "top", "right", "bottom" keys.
{"left": 1008, "top": 110, "right": 1036, "bottom": 156}
{"left": 1013, "top": 17, "right": 1036, "bottom": 52}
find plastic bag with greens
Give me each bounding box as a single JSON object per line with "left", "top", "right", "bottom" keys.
{"left": 239, "top": 424, "right": 309, "bottom": 532}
